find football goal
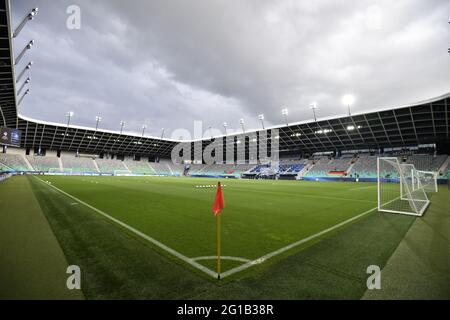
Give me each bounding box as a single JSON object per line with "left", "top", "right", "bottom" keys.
{"left": 114, "top": 170, "right": 132, "bottom": 176}
{"left": 377, "top": 157, "right": 430, "bottom": 216}
{"left": 416, "top": 170, "right": 438, "bottom": 193}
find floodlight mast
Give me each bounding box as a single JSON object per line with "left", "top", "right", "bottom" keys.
{"left": 310, "top": 102, "right": 318, "bottom": 122}
{"left": 17, "top": 88, "right": 30, "bottom": 105}
{"left": 258, "top": 114, "right": 265, "bottom": 129}
{"left": 17, "top": 77, "right": 30, "bottom": 95}
{"left": 95, "top": 116, "right": 102, "bottom": 131}
{"left": 240, "top": 118, "right": 245, "bottom": 133}
{"left": 66, "top": 111, "right": 74, "bottom": 127}
{"left": 161, "top": 128, "right": 165, "bottom": 139}
{"left": 13, "top": 8, "right": 39, "bottom": 38}
{"left": 15, "top": 40, "right": 34, "bottom": 65}
{"left": 223, "top": 122, "right": 228, "bottom": 135}
{"left": 16, "top": 61, "right": 33, "bottom": 83}
{"left": 142, "top": 124, "right": 147, "bottom": 137}
{"left": 120, "top": 121, "right": 125, "bottom": 134}
{"left": 342, "top": 94, "right": 355, "bottom": 116}
{"left": 281, "top": 108, "right": 289, "bottom": 126}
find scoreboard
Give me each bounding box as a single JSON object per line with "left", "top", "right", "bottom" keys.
{"left": 0, "top": 127, "right": 21, "bottom": 147}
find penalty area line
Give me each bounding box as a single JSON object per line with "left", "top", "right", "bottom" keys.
{"left": 33, "top": 177, "right": 218, "bottom": 279}
{"left": 220, "top": 205, "right": 378, "bottom": 279}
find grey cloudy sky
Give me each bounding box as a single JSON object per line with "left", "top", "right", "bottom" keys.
{"left": 12, "top": 0, "right": 450, "bottom": 138}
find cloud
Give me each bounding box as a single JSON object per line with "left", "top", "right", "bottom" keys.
{"left": 12, "top": 0, "right": 450, "bottom": 137}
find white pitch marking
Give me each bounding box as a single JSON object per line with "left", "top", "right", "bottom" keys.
{"left": 220, "top": 205, "right": 379, "bottom": 278}
{"left": 34, "top": 177, "right": 218, "bottom": 279}
{"left": 191, "top": 256, "right": 251, "bottom": 263}
{"left": 35, "top": 176, "right": 380, "bottom": 280}
{"left": 349, "top": 185, "right": 377, "bottom": 191}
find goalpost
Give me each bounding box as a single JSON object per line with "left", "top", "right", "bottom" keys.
{"left": 377, "top": 157, "right": 430, "bottom": 216}
{"left": 416, "top": 170, "right": 438, "bottom": 193}
{"left": 114, "top": 170, "right": 132, "bottom": 176}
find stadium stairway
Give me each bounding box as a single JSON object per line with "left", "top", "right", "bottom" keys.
{"left": 298, "top": 162, "right": 313, "bottom": 177}
{"left": 122, "top": 161, "right": 130, "bottom": 172}
{"left": 438, "top": 156, "right": 450, "bottom": 175}
{"left": 58, "top": 157, "right": 64, "bottom": 171}
{"left": 22, "top": 154, "right": 34, "bottom": 171}
{"left": 93, "top": 159, "right": 101, "bottom": 173}
{"left": 146, "top": 162, "right": 157, "bottom": 174}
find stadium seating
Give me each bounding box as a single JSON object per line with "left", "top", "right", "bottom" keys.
{"left": 168, "top": 163, "right": 184, "bottom": 175}
{"left": 0, "top": 172, "right": 12, "bottom": 181}
{"left": 123, "top": 160, "right": 155, "bottom": 174}
{"left": 444, "top": 161, "right": 450, "bottom": 178}
{"left": 187, "top": 164, "right": 209, "bottom": 175}
{"left": 405, "top": 154, "right": 447, "bottom": 171}
{"left": 61, "top": 156, "right": 98, "bottom": 173}
{"left": 149, "top": 161, "right": 174, "bottom": 175}
{"left": 26, "top": 155, "right": 59, "bottom": 172}
{"left": 347, "top": 156, "right": 378, "bottom": 178}
{"left": 96, "top": 158, "right": 127, "bottom": 173}
{"left": 0, "top": 153, "right": 30, "bottom": 171}
{"left": 204, "top": 163, "right": 254, "bottom": 177}
{"left": 305, "top": 157, "right": 352, "bottom": 177}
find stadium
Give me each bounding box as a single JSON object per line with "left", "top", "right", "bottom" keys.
{"left": 1, "top": 0, "right": 450, "bottom": 302}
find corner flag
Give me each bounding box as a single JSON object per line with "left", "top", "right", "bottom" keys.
{"left": 212, "top": 182, "right": 224, "bottom": 215}
{"left": 212, "top": 182, "right": 224, "bottom": 279}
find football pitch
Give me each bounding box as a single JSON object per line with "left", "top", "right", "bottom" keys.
{"left": 34, "top": 175, "right": 379, "bottom": 278}
{"left": 2, "top": 175, "right": 450, "bottom": 299}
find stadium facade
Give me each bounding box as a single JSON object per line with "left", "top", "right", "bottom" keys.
{"left": 1, "top": 0, "right": 449, "bottom": 165}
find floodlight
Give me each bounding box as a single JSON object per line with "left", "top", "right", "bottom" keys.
{"left": 13, "top": 9, "right": 39, "bottom": 38}
{"left": 258, "top": 114, "right": 265, "bottom": 129}
{"left": 342, "top": 94, "right": 355, "bottom": 116}
{"left": 15, "top": 40, "right": 35, "bottom": 65}
{"left": 342, "top": 94, "right": 355, "bottom": 105}
{"left": 239, "top": 118, "right": 245, "bottom": 133}
{"left": 310, "top": 102, "right": 318, "bottom": 121}
{"left": 16, "top": 62, "right": 33, "bottom": 83}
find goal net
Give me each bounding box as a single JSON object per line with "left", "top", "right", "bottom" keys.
{"left": 377, "top": 157, "right": 430, "bottom": 216}
{"left": 114, "top": 170, "right": 132, "bottom": 176}
{"left": 416, "top": 170, "right": 438, "bottom": 193}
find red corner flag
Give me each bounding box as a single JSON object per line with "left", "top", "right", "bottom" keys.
{"left": 212, "top": 182, "right": 225, "bottom": 215}
{"left": 212, "top": 182, "right": 224, "bottom": 279}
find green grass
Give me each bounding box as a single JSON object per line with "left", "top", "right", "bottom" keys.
{"left": 0, "top": 176, "right": 83, "bottom": 300}
{"left": 6, "top": 175, "right": 447, "bottom": 299}
{"left": 35, "top": 176, "right": 378, "bottom": 275}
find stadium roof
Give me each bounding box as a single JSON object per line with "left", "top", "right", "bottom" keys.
{"left": 0, "top": 0, "right": 449, "bottom": 159}
{"left": 0, "top": 0, "right": 17, "bottom": 127}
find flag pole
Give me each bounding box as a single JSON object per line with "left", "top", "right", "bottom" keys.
{"left": 217, "top": 212, "right": 221, "bottom": 279}
{"left": 213, "top": 181, "right": 224, "bottom": 280}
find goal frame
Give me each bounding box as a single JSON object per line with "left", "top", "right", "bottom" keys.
{"left": 416, "top": 170, "right": 438, "bottom": 193}
{"left": 377, "top": 157, "right": 430, "bottom": 217}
